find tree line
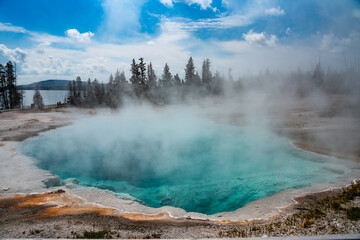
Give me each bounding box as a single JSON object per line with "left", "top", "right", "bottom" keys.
{"left": 67, "top": 57, "right": 224, "bottom": 108}
{"left": 0, "top": 61, "right": 22, "bottom": 110}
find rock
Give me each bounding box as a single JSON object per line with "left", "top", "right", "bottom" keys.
{"left": 115, "top": 193, "right": 139, "bottom": 202}
{"left": 3, "top": 187, "right": 9, "bottom": 191}
{"left": 42, "top": 175, "right": 61, "bottom": 188}
{"left": 63, "top": 178, "right": 80, "bottom": 189}
{"left": 54, "top": 189, "right": 66, "bottom": 194}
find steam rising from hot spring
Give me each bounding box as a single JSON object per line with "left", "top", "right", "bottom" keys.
{"left": 21, "top": 105, "right": 350, "bottom": 214}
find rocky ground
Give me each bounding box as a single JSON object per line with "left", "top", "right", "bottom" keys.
{"left": 218, "top": 181, "right": 360, "bottom": 238}
{"left": 0, "top": 182, "right": 359, "bottom": 238}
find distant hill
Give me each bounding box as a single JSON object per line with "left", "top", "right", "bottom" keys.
{"left": 18, "top": 80, "right": 72, "bottom": 90}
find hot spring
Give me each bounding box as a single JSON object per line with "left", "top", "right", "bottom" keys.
{"left": 21, "top": 106, "right": 351, "bottom": 215}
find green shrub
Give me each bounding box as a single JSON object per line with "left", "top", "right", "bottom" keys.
{"left": 77, "top": 230, "right": 112, "bottom": 239}
{"left": 346, "top": 207, "right": 360, "bottom": 221}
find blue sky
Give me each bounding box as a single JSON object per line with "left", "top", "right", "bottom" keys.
{"left": 0, "top": 0, "right": 359, "bottom": 84}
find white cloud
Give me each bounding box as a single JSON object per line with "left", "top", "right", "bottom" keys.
{"left": 65, "top": 29, "right": 94, "bottom": 42}
{"left": 160, "top": 0, "right": 213, "bottom": 10}
{"left": 285, "top": 27, "right": 291, "bottom": 35}
{"left": 0, "top": 22, "right": 28, "bottom": 33}
{"left": 0, "top": 22, "right": 95, "bottom": 46}
{"left": 320, "top": 31, "right": 360, "bottom": 53}
{"left": 0, "top": 44, "right": 27, "bottom": 62}
{"left": 186, "top": 0, "right": 212, "bottom": 10}
{"left": 243, "top": 30, "right": 277, "bottom": 47}
{"left": 265, "top": 6, "right": 285, "bottom": 16}
{"left": 30, "top": 32, "right": 70, "bottom": 46}
{"left": 158, "top": 1, "right": 272, "bottom": 32}
{"left": 160, "top": 0, "right": 173, "bottom": 7}
{"left": 22, "top": 53, "right": 72, "bottom": 77}
{"left": 19, "top": 47, "right": 110, "bottom": 83}
{"left": 158, "top": 13, "right": 255, "bottom": 33}
{"left": 353, "top": 9, "right": 360, "bottom": 20}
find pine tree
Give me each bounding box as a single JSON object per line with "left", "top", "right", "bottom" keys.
{"left": 106, "top": 74, "right": 116, "bottom": 107}
{"left": 185, "top": 57, "right": 196, "bottom": 85}
{"left": 313, "top": 62, "right": 324, "bottom": 87}
{"left": 194, "top": 71, "right": 201, "bottom": 86}
{"left": 33, "top": 85, "right": 44, "bottom": 109}
{"left": 119, "top": 71, "right": 127, "bottom": 87}
{"left": 174, "top": 74, "right": 181, "bottom": 86}
{"left": 138, "top": 58, "right": 147, "bottom": 85}
{"left": 86, "top": 78, "right": 96, "bottom": 107}
{"left": 67, "top": 81, "right": 74, "bottom": 105}
{"left": 72, "top": 80, "right": 77, "bottom": 104}
{"left": 114, "top": 70, "right": 121, "bottom": 96}
{"left": 6, "top": 61, "right": 20, "bottom": 109}
{"left": 100, "top": 82, "right": 105, "bottom": 104}
{"left": 147, "top": 62, "right": 157, "bottom": 89}
{"left": 130, "top": 58, "right": 147, "bottom": 97}
{"left": 93, "top": 78, "right": 102, "bottom": 105}
{"left": 119, "top": 71, "right": 128, "bottom": 99}
{"left": 202, "top": 59, "right": 212, "bottom": 91}
{"left": 75, "top": 76, "right": 83, "bottom": 106}
{"left": 0, "top": 64, "right": 8, "bottom": 109}
{"left": 212, "top": 71, "right": 223, "bottom": 95}
{"left": 228, "top": 68, "right": 234, "bottom": 82}
{"left": 160, "top": 63, "right": 172, "bottom": 87}
{"left": 130, "top": 59, "right": 140, "bottom": 85}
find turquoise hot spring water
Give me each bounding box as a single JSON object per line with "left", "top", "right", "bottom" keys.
{"left": 20, "top": 108, "right": 351, "bottom": 215}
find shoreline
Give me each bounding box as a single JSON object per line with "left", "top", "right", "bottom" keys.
{"left": 1, "top": 106, "right": 360, "bottom": 238}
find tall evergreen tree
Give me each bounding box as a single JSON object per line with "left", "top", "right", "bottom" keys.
{"left": 130, "top": 59, "right": 140, "bottom": 85}
{"left": 202, "top": 59, "right": 212, "bottom": 90}
{"left": 74, "top": 76, "right": 82, "bottom": 106}
{"left": 212, "top": 71, "right": 223, "bottom": 95}
{"left": 114, "top": 70, "right": 121, "bottom": 92}
{"left": 160, "top": 63, "right": 172, "bottom": 87}
{"left": 174, "top": 74, "right": 181, "bottom": 86}
{"left": 119, "top": 71, "right": 127, "bottom": 87}
{"left": 93, "top": 78, "right": 103, "bottom": 105}
{"left": 72, "top": 80, "right": 77, "bottom": 104}
{"left": 0, "top": 64, "right": 8, "bottom": 109}
{"left": 33, "top": 85, "right": 44, "bottom": 109}
{"left": 138, "top": 58, "right": 147, "bottom": 85}
{"left": 194, "top": 71, "right": 201, "bottom": 86}
{"left": 130, "top": 58, "right": 147, "bottom": 97}
{"left": 119, "top": 71, "right": 128, "bottom": 97}
{"left": 106, "top": 74, "right": 116, "bottom": 107}
{"left": 6, "top": 61, "right": 20, "bottom": 109}
{"left": 147, "top": 62, "right": 157, "bottom": 89}
{"left": 185, "top": 57, "right": 196, "bottom": 85}
{"left": 228, "top": 68, "right": 234, "bottom": 82}
{"left": 67, "top": 81, "right": 74, "bottom": 105}
{"left": 85, "top": 78, "right": 96, "bottom": 107}
{"left": 313, "top": 62, "right": 324, "bottom": 87}
{"left": 100, "top": 82, "right": 106, "bottom": 104}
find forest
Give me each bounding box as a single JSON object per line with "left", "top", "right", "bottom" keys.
{"left": 0, "top": 57, "right": 359, "bottom": 110}
{"left": 0, "top": 61, "right": 22, "bottom": 110}
{"left": 66, "top": 56, "right": 359, "bottom": 109}
{"left": 66, "top": 57, "right": 223, "bottom": 108}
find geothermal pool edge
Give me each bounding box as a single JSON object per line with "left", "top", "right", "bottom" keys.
{"left": 0, "top": 109, "right": 360, "bottom": 222}
{"left": 1, "top": 139, "right": 360, "bottom": 222}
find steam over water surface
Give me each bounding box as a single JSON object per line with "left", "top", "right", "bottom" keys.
{"left": 21, "top": 107, "right": 351, "bottom": 215}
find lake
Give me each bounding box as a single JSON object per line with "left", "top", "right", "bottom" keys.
{"left": 21, "top": 90, "right": 68, "bottom": 106}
